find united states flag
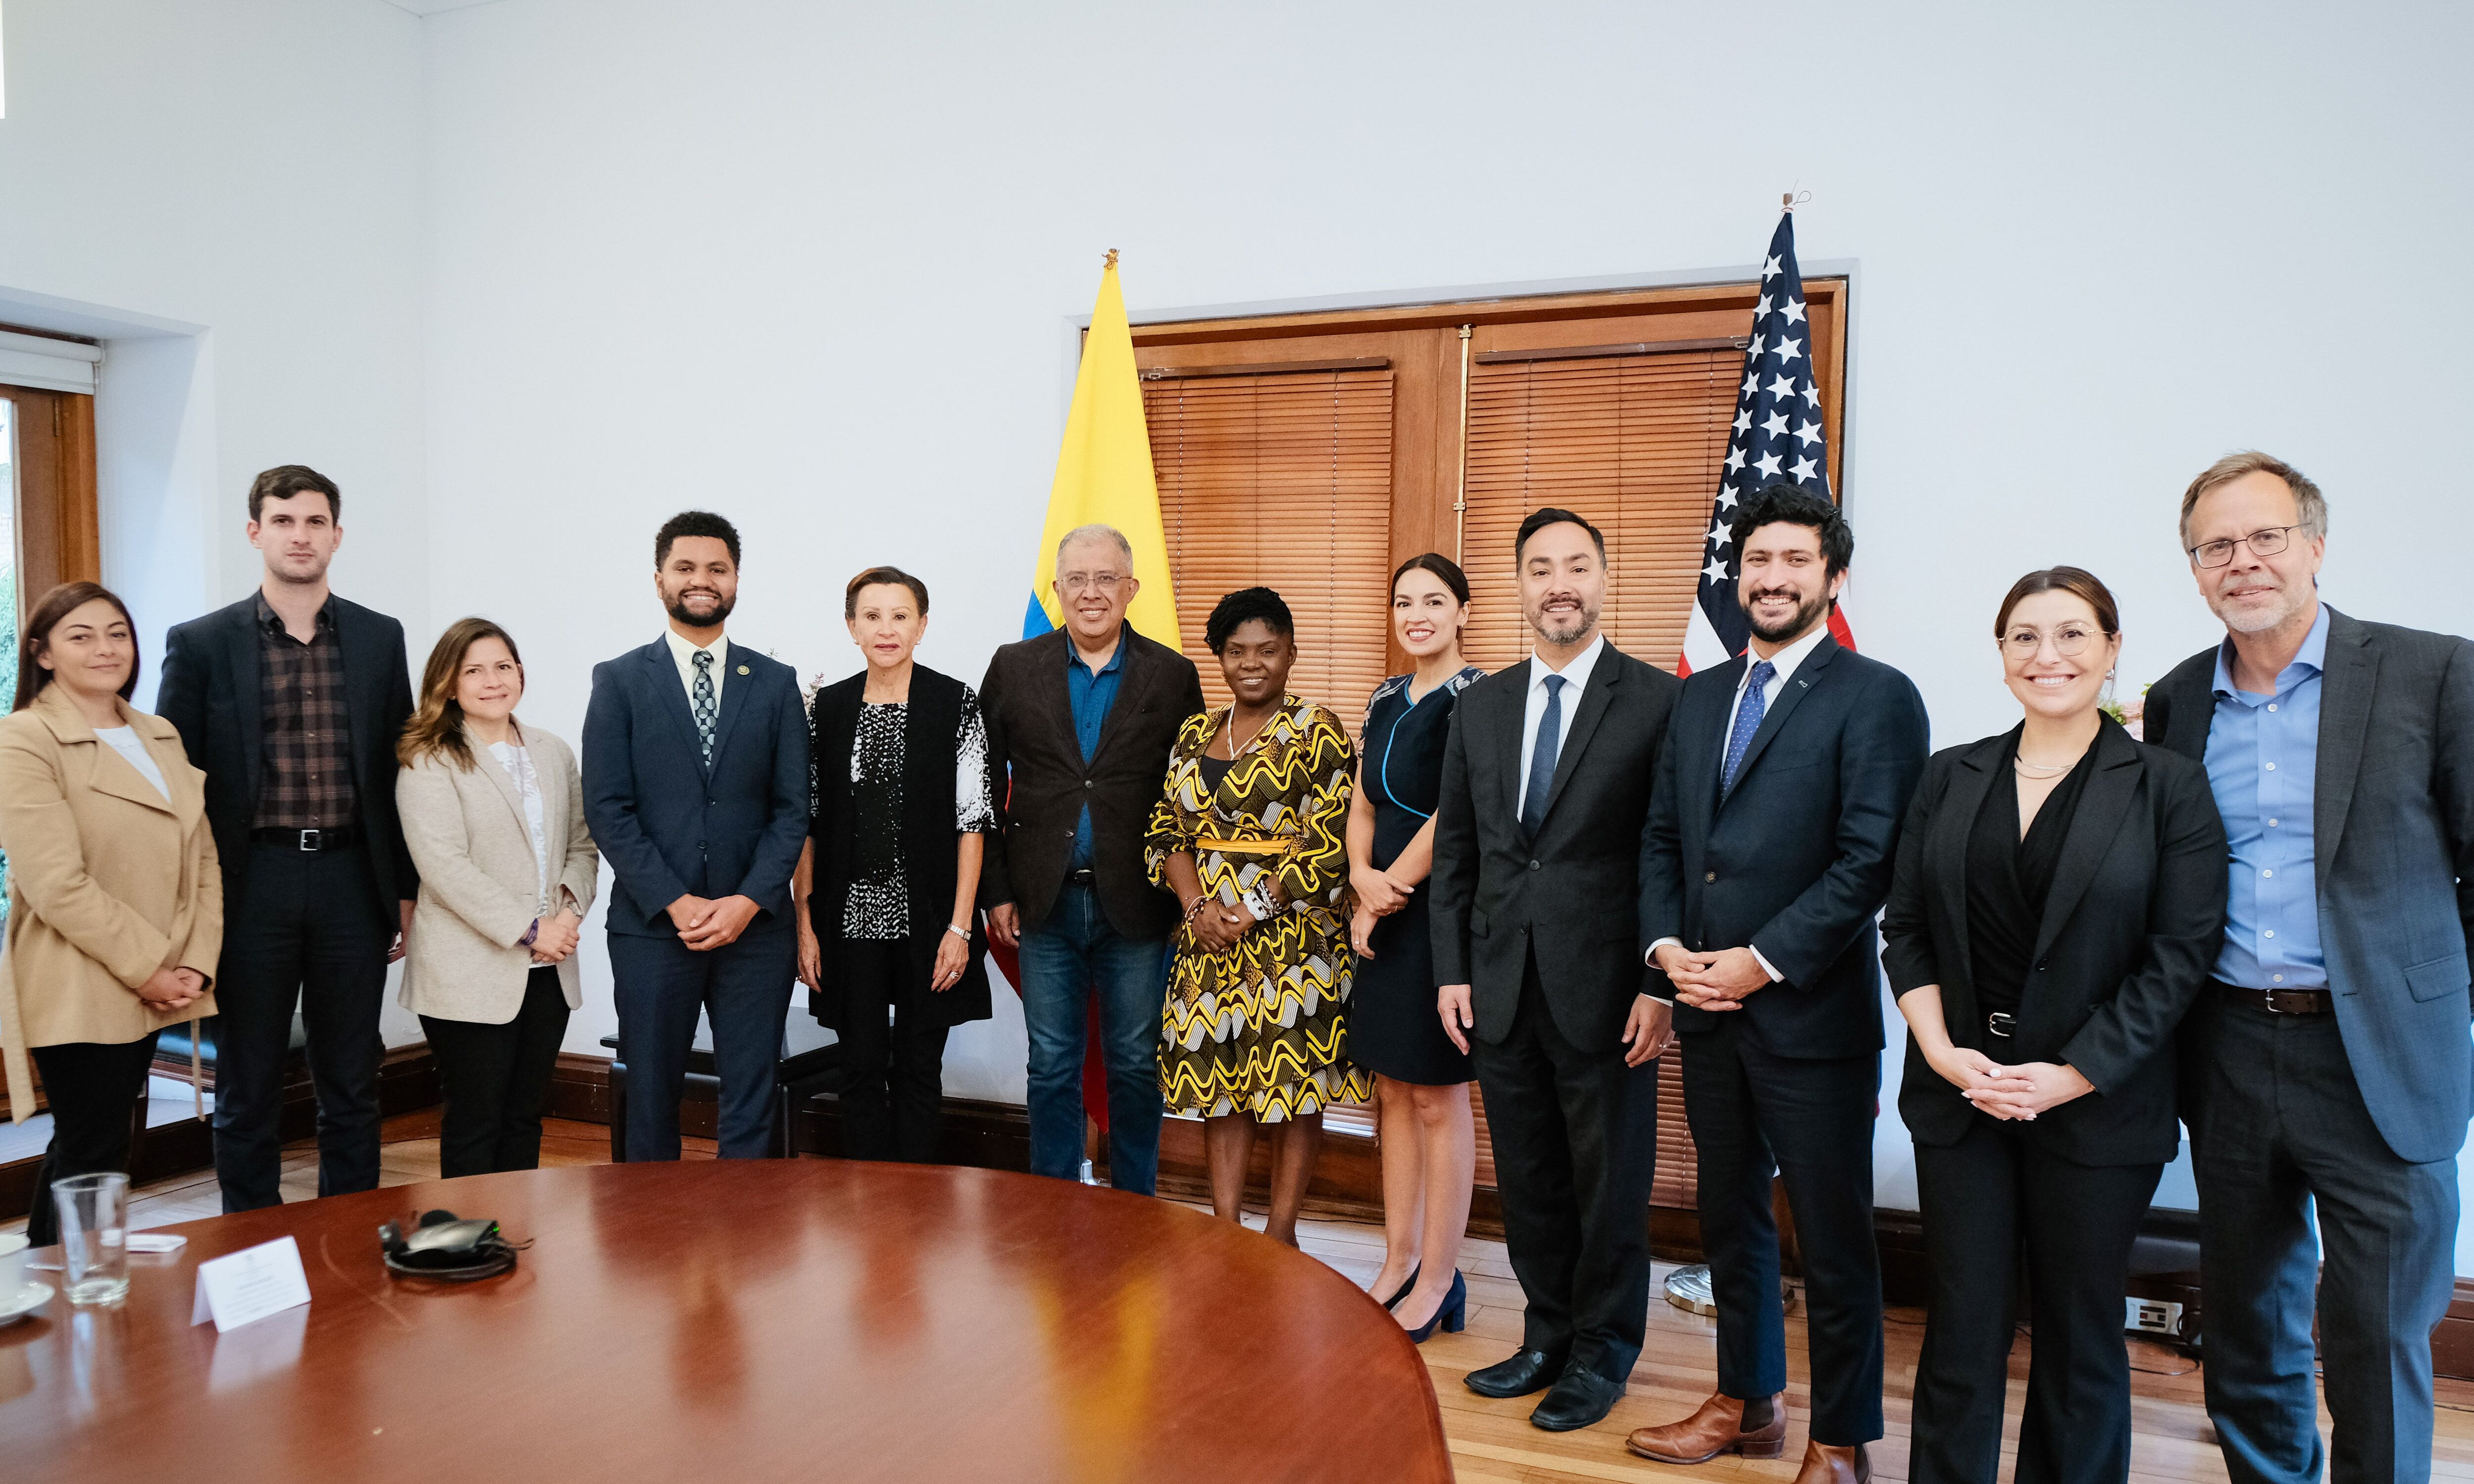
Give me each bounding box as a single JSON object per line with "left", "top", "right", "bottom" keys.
{"left": 1677, "top": 208, "right": 1856, "bottom": 676}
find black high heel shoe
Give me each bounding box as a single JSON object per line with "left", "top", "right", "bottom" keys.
{"left": 1376, "top": 1263, "right": 1422, "bottom": 1309}
{"left": 1402, "top": 1270, "right": 1467, "bottom": 1344}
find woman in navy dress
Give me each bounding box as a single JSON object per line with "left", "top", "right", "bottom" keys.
{"left": 1346, "top": 553, "right": 1486, "bottom": 1341}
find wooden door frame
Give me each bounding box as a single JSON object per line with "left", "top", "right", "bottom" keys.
{"left": 3, "top": 381, "right": 102, "bottom": 625}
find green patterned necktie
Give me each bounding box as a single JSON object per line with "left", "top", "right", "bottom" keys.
{"left": 692, "top": 649, "right": 717, "bottom": 767}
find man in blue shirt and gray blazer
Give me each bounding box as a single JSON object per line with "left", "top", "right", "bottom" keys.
{"left": 2143, "top": 452, "right": 2473, "bottom": 1484}
{"left": 582, "top": 511, "right": 810, "bottom": 1161}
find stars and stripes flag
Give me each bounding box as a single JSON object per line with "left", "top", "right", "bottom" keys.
{"left": 1677, "top": 208, "right": 1857, "bottom": 676}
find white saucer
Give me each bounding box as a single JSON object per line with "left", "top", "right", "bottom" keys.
{"left": 0, "top": 1281, "right": 54, "bottom": 1327}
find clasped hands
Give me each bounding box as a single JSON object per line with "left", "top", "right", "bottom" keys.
{"left": 135, "top": 966, "right": 209, "bottom": 1013}
{"left": 1348, "top": 864, "right": 1415, "bottom": 957}
{"left": 1652, "top": 942, "right": 1769, "bottom": 1011}
{"left": 667, "top": 893, "right": 762, "bottom": 952}
{"left": 529, "top": 909, "right": 584, "bottom": 966}
{"left": 1926, "top": 1045, "right": 2093, "bottom": 1121}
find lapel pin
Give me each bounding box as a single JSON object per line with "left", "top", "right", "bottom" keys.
{"left": 737, "top": 665, "right": 749, "bottom": 675}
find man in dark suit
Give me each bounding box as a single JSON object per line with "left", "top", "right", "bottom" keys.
{"left": 978, "top": 523, "right": 1204, "bottom": 1195}
{"left": 2142, "top": 452, "right": 2471, "bottom": 1484}
{"left": 158, "top": 464, "right": 419, "bottom": 1212}
{"left": 1429, "top": 508, "right": 1681, "bottom": 1434}
{"left": 1628, "top": 486, "right": 1928, "bottom": 1484}
{"left": 581, "top": 510, "right": 809, "bottom": 1161}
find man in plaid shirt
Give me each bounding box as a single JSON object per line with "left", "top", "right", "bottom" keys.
{"left": 159, "top": 466, "right": 419, "bottom": 1212}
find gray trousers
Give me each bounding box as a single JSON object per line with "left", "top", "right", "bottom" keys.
{"left": 2183, "top": 995, "right": 2459, "bottom": 1484}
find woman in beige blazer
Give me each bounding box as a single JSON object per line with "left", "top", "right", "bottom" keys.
{"left": 0, "top": 583, "right": 220, "bottom": 1245}
{"left": 397, "top": 618, "right": 597, "bottom": 1177}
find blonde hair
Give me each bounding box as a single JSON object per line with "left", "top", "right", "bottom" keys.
{"left": 400, "top": 617, "right": 524, "bottom": 770}
{"left": 2179, "top": 451, "right": 2327, "bottom": 548}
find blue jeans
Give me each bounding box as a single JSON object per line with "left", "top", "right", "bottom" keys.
{"left": 1017, "top": 880, "right": 1170, "bottom": 1193}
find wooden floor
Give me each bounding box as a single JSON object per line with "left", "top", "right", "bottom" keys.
{"left": 11, "top": 1114, "right": 2469, "bottom": 1483}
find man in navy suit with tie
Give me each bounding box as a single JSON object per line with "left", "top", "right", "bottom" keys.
{"left": 583, "top": 511, "right": 810, "bottom": 1160}
{"left": 1629, "top": 487, "right": 1929, "bottom": 1484}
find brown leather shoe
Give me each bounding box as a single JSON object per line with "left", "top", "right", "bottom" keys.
{"left": 1623, "top": 1391, "right": 1787, "bottom": 1463}
{"left": 1792, "top": 1439, "right": 1870, "bottom": 1484}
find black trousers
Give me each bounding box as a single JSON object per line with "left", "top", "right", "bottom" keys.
{"left": 419, "top": 967, "right": 571, "bottom": 1179}
{"left": 1683, "top": 1013, "right": 1884, "bottom": 1444}
{"left": 212, "top": 841, "right": 392, "bottom": 1212}
{"left": 1910, "top": 1118, "right": 2163, "bottom": 1484}
{"left": 2183, "top": 996, "right": 2458, "bottom": 1484}
{"left": 23, "top": 1034, "right": 161, "bottom": 1247}
{"left": 836, "top": 937, "right": 953, "bottom": 1163}
{"left": 1469, "top": 951, "right": 1660, "bottom": 1385}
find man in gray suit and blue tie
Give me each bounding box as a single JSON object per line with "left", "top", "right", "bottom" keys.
{"left": 2143, "top": 452, "right": 2473, "bottom": 1484}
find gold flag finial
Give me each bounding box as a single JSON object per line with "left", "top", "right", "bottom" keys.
{"left": 1104, "top": 247, "right": 1119, "bottom": 268}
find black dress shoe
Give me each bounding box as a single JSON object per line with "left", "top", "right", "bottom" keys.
{"left": 1464, "top": 1347, "right": 1567, "bottom": 1398}
{"left": 1529, "top": 1365, "right": 1624, "bottom": 1432}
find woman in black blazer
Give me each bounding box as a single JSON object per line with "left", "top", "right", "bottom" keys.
{"left": 794, "top": 566, "right": 999, "bottom": 1162}
{"left": 1881, "top": 567, "right": 2226, "bottom": 1484}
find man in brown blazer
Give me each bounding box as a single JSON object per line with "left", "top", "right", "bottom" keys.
{"left": 979, "top": 524, "right": 1204, "bottom": 1194}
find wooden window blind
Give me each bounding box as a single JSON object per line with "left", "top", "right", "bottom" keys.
{"left": 1144, "top": 368, "right": 1397, "bottom": 721}
{"left": 1459, "top": 346, "right": 1739, "bottom": 673}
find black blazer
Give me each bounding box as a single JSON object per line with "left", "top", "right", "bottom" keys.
{"left": 1880, "top": 719, "right": 2228, "bottom": 1165}
{"left": 976, "top": 625, "right": 1205, "bottom": 939}
{"left": 579, "top": 637, "right": 809, "bottom": 938}
{"left": 156, "top": 593, "right": 418, "bottom": 915}
{"left": 1637, "top": 635, "right": 1930, "bottom": 1058}
{"left": 1429, "top": 643, "right": 1681, "bottom": 1051}
{"left": 804, "top": 665, "right": 994, "bottom": 1030}
{"left": 2144, "top": 606, "right": 2474, "bottom": 1164}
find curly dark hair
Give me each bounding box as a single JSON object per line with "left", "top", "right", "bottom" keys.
{"left": 654, "top": 510, "right": 743, "bottom": 569}
{"left": 1729, "top": 485, "right": 1852, "bottom": 578}
{"left": 1205, "top": 587, "right": 1294, "bottom": 652}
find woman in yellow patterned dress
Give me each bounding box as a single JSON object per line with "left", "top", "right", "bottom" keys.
{"left": 1148, "top": 588, "right": 1372, "bottom": 1247}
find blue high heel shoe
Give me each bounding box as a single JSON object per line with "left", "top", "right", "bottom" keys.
{"left": 1377, "top": 1264, "right": 1422, "bottom": 1310}
{"left": 1403, "top": 1270, "right": 1467, "bottom": 1344}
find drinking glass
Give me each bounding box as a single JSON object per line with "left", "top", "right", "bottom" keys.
{"left": 52, "top": 1172, "right": 131, "bottom": 1305}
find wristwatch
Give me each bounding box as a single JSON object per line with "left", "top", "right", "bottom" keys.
{"left": 520, "top": 919, "right": 539, "bottom": 947}
{"left": 944, "top": 923, "right": 971, "bottom": 942}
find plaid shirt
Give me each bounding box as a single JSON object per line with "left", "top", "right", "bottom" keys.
{"left": 251, "top": 594, "right": 359, "bottom": 831}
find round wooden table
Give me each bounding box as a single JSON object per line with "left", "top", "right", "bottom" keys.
{"left": 0, "top": 1161, "right": 1452, "bottom": 1483}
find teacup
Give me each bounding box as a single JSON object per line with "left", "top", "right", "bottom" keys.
{"left": 0, "top": 1232, "right": 27, "bottom": 1298}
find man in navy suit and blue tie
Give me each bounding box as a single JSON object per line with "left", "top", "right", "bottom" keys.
{"left": 583, "top": 511, "right": 810, "bottom": 1160}
{"left": 1629, "top": 487, "right": 1929, "bottom": 1484}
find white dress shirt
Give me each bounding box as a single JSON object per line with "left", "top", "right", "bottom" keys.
{"left": 487, "top": 738, "right": 551, "bottom": 913}
{"left": 1516, "top": 633, "right": 1607, "bottom": 821}
{"left": 662, "top": 628, "right": 729, "bottom": 710}
{"left": 1646, "top": 622, "right": 1835, "bottom": 992}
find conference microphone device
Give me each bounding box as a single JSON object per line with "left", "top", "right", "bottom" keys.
{"left": 378, "top": 1209, "right": 527, "bottom": 1282}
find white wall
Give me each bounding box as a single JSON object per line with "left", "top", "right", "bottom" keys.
{"left": 0, "top": 0, "right": 431, "bottom": 1040}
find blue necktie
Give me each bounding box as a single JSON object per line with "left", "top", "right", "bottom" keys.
{"left": 1721, "top": 660, "right": 1776, "bottom": 795}
{"left": 1521, "top": 674, "right": 1565, "bottom": 837}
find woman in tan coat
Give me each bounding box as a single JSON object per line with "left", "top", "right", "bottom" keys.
{"left": 396, "top": 618, "right": 596, "bottom": 1177}
{"left": 0, "top": 582, "right": 221, "bottom": 1245}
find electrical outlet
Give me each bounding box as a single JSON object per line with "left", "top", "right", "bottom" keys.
{"left": 2125, "top": 1298, "right": 2184, "bottom": 1336}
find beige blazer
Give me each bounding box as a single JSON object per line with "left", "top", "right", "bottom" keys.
{"left": 397, "top": 724, "right": 598, "bottom": 1023}
{"left": 0, "top": 687, "right": 223, "bottom": 1123}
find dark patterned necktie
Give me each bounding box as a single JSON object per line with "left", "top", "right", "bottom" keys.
{"left": 1521, "top": 674, "right": 1564, "bottom": 837}
{"left": 1721, "top": 660, "right": 1775, "bottom": 795}
{"left": 692, "top": 649, "right": 717, "bottom": 767}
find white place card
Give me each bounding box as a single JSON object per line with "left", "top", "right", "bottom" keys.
{"left": 190, "top": 1236, "right": 312, "bottom": 1334}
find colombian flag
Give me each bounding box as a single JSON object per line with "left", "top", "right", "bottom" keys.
{"left": 1018, "top": 251, "right": 1183, "bottom": 648}
{"left": 992, "top": 252, "right": 1180, "bottom": 1139}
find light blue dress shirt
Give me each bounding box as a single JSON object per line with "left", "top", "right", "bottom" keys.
{"left": 2205, "top": 603, "right": 2331, "bottom": 990}
{"left": 1063, "top": 635, "right": 1125, "bottom": 872}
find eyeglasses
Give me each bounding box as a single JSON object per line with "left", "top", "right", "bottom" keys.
{"left": 2188, "top": 524, "right": 2302, "bottom": 569}
{"left": 1058, "top": 572, "right": 1127, "bottom": 595}
{"left": 1999, "top": 624, "right": 2108, "bottom": 658}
